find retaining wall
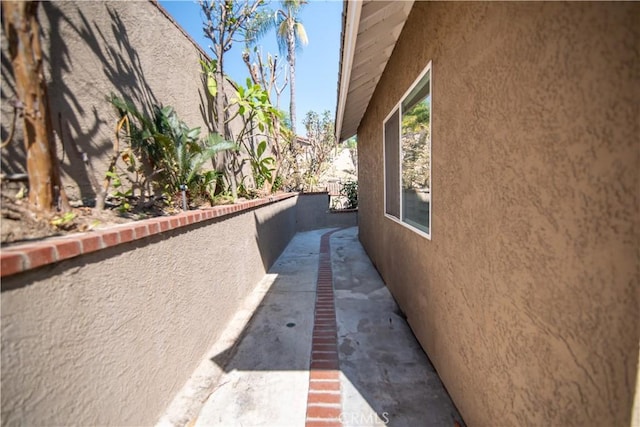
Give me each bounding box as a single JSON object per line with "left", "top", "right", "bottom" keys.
{"left": 296, "top": 192, "right": 357, "bottom": 231}
{"left": 1, "top": 194, "right": 297, "bottom": 426}
{"left": 0, "top": 192, "right": 360, "bottom": 426}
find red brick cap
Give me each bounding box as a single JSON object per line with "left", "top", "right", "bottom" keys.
{"left": 0, "top": 193, "right": 296, "bottom": 278}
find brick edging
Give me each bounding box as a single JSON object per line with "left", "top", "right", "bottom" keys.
{"left": 0, "top": 193, "right": 296, "bottom": 278}
{"left": 306, "top": 228, "right": 344, "bottom": 427}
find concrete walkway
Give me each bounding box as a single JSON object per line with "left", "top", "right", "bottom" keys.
{"left": 193, "top": 227, "right": 463, "bottom": 427}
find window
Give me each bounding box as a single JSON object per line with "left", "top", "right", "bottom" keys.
{"left": 383, "top": 62, "right": 432, "bottom": 238}
{"left": 384, "top": 109, "right": 400, "bottom": 219}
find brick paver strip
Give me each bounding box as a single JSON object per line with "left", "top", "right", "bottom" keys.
{"left": 306, "top": 229, "right": 344, "bottom": 427}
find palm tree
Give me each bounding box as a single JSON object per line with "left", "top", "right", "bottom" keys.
{"left": 275, "top": 0, "right": 308, "bottom": 150}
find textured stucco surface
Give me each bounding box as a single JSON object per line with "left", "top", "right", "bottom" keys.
{"left": 1, "top": 1, "right": 232, "bottom": 200}
{"left": 357, "top": 2, "right": 639, "bottom": 426}
{"left": 1, "top": 197, "right": 297, "bottom": 426}
{"left": 296, "top": 193, "right": 358, "bottom": 231}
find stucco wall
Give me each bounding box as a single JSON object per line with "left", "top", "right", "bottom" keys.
{"left": 296, "top": 193, "right": 357, "bottom": 231}
{"left": 0, "top": 1, "right": 233, "bottom": 201}
{"left": 1, "top": 196, "right": 297, "bottom": 426}
{"left": 357, "top": 2, "right": 639, "bottom": 426}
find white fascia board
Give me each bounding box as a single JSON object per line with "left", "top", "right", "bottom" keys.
{"left": 335, "top": 0, "right": 363, "bottom": 143}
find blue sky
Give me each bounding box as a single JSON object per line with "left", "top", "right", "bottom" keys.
{"left": 158, "top": 0, "right": 343, "bottom": 134}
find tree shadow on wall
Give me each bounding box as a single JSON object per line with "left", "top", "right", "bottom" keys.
{"left": 198, "top": 66, "right": 216, "bottom": 136}
{"left": 1, "top": 3, "right": 161, "bottom": 203}
{"left": 0, "top": 46, "right": 26, "bottom": 176}
{"left": 43, "top": 3, "right": 162, "bottom": 203}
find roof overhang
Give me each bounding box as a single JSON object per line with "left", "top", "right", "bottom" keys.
{"left": 335, "top": 0, "right": 414, "bottom": 142}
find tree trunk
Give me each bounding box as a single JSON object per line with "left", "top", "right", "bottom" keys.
{"left": 287, "top": 22, "right": 296, "bottom": 152}
{"left": 214, "top": 64, "right": 225, "bottom": 141}
{"left": 3, "top": 0, "right": 69, "bottom": 213}
{"left": 214, "top": 37, "right": 237, "bottom": 201}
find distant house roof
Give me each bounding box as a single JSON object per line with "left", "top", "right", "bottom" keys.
{"left": 334, "top": 0, "right": 414, "bottom": 142}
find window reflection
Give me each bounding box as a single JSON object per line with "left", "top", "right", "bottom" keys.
{"left": 401, "top": 71, "right": 430, "bottom": 234}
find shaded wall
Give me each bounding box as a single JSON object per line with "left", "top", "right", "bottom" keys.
{"left": 0, "top": 197, "right": 297, "bottom": 426}
{"left": 1, "top": 1, "right": 224, "bottom": 201}
{"left": 296, "top": 192, "right": 357, "bottom": 231}
{"left": 357, "top": 2, "right": 639, "bottom": 426}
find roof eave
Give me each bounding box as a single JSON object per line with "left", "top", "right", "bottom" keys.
{"left": 334, "top": 0, "right": 363, "bottom": 143}
{"left": 334, "top": 1, "right": 414, "bottom": 142}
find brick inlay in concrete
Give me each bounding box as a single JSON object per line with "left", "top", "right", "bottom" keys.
{"left": 306, "top": 229, "right": 343, "bottom": 427}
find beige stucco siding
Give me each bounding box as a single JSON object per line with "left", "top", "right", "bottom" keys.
{"left": 358, "top": 2, "right": 639, "bottom": 426}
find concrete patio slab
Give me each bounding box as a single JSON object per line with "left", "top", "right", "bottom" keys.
{"left": 332, "top": 228, "right": 463, "bottom": 427}
{"left": 194, "top": 230, "right": 323, "bottom": 427}
{"left": 191, "top": 227, "right": 463, "bottom": 427}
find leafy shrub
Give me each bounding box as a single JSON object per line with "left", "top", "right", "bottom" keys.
{"left": 108, "top": 94, "right": 235, "bottom": 208}
{"left": 340, "top": 180, "right": 358, "bottom": 209}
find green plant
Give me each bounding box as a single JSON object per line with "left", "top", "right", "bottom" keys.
{"left": 273, "top": 0, "right": 309, "bottom": 143}
{"left": 300, "top": 110, "right": 336, "bottom": 186}
{"left": 302, "top": 172, "right": 318, "bottom": 191}
{"left": 272, "top": 175, "right": 284, "bottom": 192}
{"left": 50, "top": 212, "right": 76, "bottom": 228}
{"left": 249, "top": 140, "right": 275, "bottom": 189}
{"left": 340, "top": 180, "right": 358, "bottom": 209}
{"left": 199, "top": 0, "right": 269, "bottom": 200}
{"left": 231, "top": 79, "right": 279, "bottom": 134}
{"left": 154, "top": 107, "right": 235, "bottom": 201}
{"left": 108, "top": 95, "right": 235, "bottom": 209}
{"left": 228, "top": 79, "right": 282, "bottom": 192}
{"left": 200, "top": 58, "right": 218, "bottom": 97}
{"left": 240, "top": 46, "right": 291, "bottom": 194}
{"left": 344, "top": 136, "right": 357, "bottom": 150}
{"left": 105, "top": 170, "right": 133, "bottom": 213}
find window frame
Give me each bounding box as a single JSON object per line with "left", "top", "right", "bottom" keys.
{"left": 382, "top": 60, "right": 432, "bottom": 240}
{"left": 383, "top": 107, "right": 401, "bottom": 219}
